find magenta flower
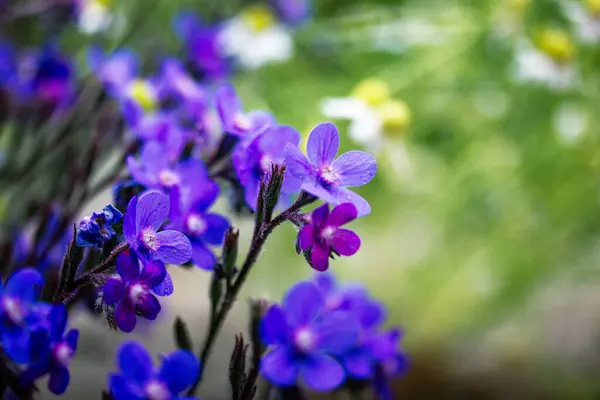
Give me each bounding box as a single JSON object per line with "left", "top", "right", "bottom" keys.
{"left": 298, "top": 203, "right": 361, "bottom": 271}
{"left": 103, "top": 251, "right": 169, "bottom": 332}
{"left": 285, "top": 123, "right": 377, "bottom": 216}
{"left": 123, "top": 191, "right": 192, "bottom": 265}
{"left": 215, "top": 84, "right": 275, "bottom": 137}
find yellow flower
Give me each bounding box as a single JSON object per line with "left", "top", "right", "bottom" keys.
{"left": 586, "top": 0, "right": 600, "bottom": 16}
{"left": 241, "top": 6, "right": 276, "bottom": 32}
{"left": 536, "top": 28, "right": 574, "bottom": 62}
{"left": 127, "top": 79, "right": 157, "bottom": 113}
{"left": 376, "top": 99, "right": 411, "bottom": 136}
{"left": 350, "top": 78, "right": 390, "bottom": 107}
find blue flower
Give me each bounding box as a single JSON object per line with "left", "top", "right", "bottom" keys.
{"left": 0, "top": 268, "right": 43, "bottom": 363}
{"left": 76, "top": 204, "right": 123, "bottom": 248}
{"left": 215, "top": 84, "right": 275, "bottom": 137}
{"left": 270, "top": 0, "right": 312, "bottom": 26}
{"left": 109, "top": 340, "right": 201, "bottom": 399}
{"left": 21, "top": 304, "right": 79, "bottom": 395}
{"left": 259, "top": 281, "right": 359, "bottom": 391}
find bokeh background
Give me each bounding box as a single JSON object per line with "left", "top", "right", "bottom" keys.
{"left": 5, "top": 0, "right": 600, "bottom": 398}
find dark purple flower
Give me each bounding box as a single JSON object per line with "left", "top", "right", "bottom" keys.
{"left": 298, "top": 203, "right": 361, "bottom": 271}
{"left": 29, "top": 44, "right": 73, "bottom": 105}
{"left": 215, "top": 84, "right": 275, "bottom": 137}
{"left": 285, "top": 122, "right": 377, "bottom": 216}
{"left": 168, "top": 183, "right": 229, "bottom": 270}
{"left": 103, "top": 250, "right": 170, "bottom": 332}
{"left": 76, "top": 204, "right": 123, "bottom": 248}
{"left": 0, "top": 268, "right": 43, "bottom": 363}
{"left": 123, "top": 190, "right": 192, "bottom": 265}
{"left": 260, "top": 281, "right": 358, "bottom": 391}
{"left": 127, "top": 143, "right": 206, "bottom": 191}
{"left": 109, "top": 340, "right": 200, "bottom": 399}
{"left": 21, "top": 304, "right": 79, "bottom": 395}
{"left": 271, "top": 0, "right": 312, "bottom": 26}
{"left": 232, "top": 125, "right": 302, "bottom": 209}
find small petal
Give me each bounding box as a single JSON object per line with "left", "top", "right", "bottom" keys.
{"left": 330, "top": 229, "right": 361, "bottom": 256}
{"left": 49, "top": 304, "right": 67, "bottom": 342}
{"left": 341, "top": 348, "right": 373, "bottom": 378}
{"left": 103, "top": 278, "right": 125, "bottom": 305}
{"left": 298, "top": 225, "right": 314, "bottom": 251}
{"left": 5, "top": 268, "right": 43, "bottom": 301}
{"left": 260, "top": 347, "right": 298, "bottom": 386}
{"left": 48, "top": 367, "right": 70, "bottom": 395}
{"left": 115, "top": 299, "right": 137, "bottom": 333}
{"left": 152, "top": 272, "right": 174, "bottom": 297}
{"left": 337, "top": 188, "right": 371, "bottom": 217}
{"left": 191, "top": 241, "right": 216, "bottom": 270}
{"left": 200, "top": 213, "right": 229, "bottom": 246}
{"left": 159, "top": 350, "right": 200, "bottom": 393}
{"left": 117, "top": 341, "right": 153, "bottom": 382}
{"left": 301, "top": 180, "right": 342, "bottom": 206}
{"left": 314, "top": 310, "right": 359, "bottom": 354}
{"left": 306, "top": 123, "right": 340, "bottom": 168}
{"left": 311, "top": 204, "right": 330, "bottom": 228}
{"left": 116, "top": 251, "right": 141, "bottom": 281}
{"left": 312, "top": 272, "right": 337, "bottom": 296}
{"left": 65, "top": 329, "right": 79, "bottom": 352}
{"left": 331, "top": 151, "right": 377, "bottom": 187}
{"left": 359, "top": 300, "right": 387, "bottom": 331}
{"left": 258, "top": 125, "right": 300, "bottom": 155}
{"left": 124, "top": 197, "right": 138, "bottom": 244}
{"left": 300, "top": 354, "right": 345, "bottom": 392}
{"left": 284, "top": 143, "right": 313, "bottom": 180}
{"left": 310, "top": 245, "right": 330, "bottom": 272}
{"left": 139, "top": 260, "right": 167, "bottom": 288}
{"left": 2, "top": 327, "right": 31, "bottom": 363}
{"left": 155, "top": 230, "right": 192, "bottom": 265}
{"left": 137, "top": 293, "right": 161, "bottom": 320}
{"left": 327, "top": 203, "right": 358, "bottom": 227}
{"left": 109, "top": 374, "right": 145, "bottom": 400}
{"left": 189, "top": 180, "right": 220, "bottom": 213}
{"left": 283, "top": 282, "right": 323, "bottom": 327}
{"left": 136, "top": 191, "right": 170, "bottom": 232}
{"left": 260, "top": 305, "right": 289, "bottom": 345}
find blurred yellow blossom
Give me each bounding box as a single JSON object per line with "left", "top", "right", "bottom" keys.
{"left": 536, "top": 28, "right": 574, "bottom": 62}
{"left": 350, "top": 78, "right": 391, "bottom": 107}
{"left": 377, "top": 99, "right": 411, "bottom": 134}
{"left": 241, "top": 6, "right": 276, "bottom": 32}
{"left": 586, "top": 0, "right": 600, "bottom": 16}
{"left": 127, "top": 79, "right": 158, "bottom": 113}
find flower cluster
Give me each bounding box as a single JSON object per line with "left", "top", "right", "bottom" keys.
{"left": 77, "top": 205, "right": 123, "bottom": 248}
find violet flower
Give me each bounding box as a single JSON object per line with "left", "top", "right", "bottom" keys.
{"left": 168, "top": 183, "right": 229, "bottom": 270}
{"left": 109, "top": 340, "right": 200, "bottom": 399}
{"left": 130, "top": 113, "right": 187, "bottom": 162}
{"left": 28, "top": 44, "right": 74, "bottom": 108}
{"left": 0, "top": 268, "right": 43, "bottom": 363}
{"left": 215, "top": 84, "right": 275, "bottom": 137}
{"left": 21, "top": 304, "right": 79, "bottom": 395}
{"left": 285, "top": 122, "right": 377, "bottom": 216}
{"left": 76, "top": 204, "right": 123, "bottom": 248}
{"left": 298, "top": 203, "right": 361, "bottom": 271}
{"left": 103, "top": 251, "right": 170, "bottom": 332}
{"left": 159, "top": 59, "right": 208, "bottom": 110}
{"left": 271, "top": 0, "right": 312, "bottom": 26}
{"left": 123, "top": 190, "right": 192, "bottom": 265}
{"left": 232, "top": 124, "right": 302, "bottom": 209}
{"left": 260, "top": 281, "right": 359, "bottom": 391}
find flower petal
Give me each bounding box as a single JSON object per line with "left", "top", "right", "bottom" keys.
{"left": 260, "top": 347, "right": 298, "bottom": 386}
{"left": 327, "top": 203, "right": 358, "bottom": 227}
{"left": 159, "top": 350, "right": 200, "bottom": 393}
{"left": 124, "top": 197, "right": 138, "bottom": 244}
{"left": 189, "top": 180, "right": 220, "bottom": 213}
{"left": 330, "top": 228, "right": 361, "bottom": 256}
{"left": 115, "top": 299, "right": 137, "bottom": 333}
{"left": 337, "top": 188, "right": 371, "bottom": 217}
{"left": 137, "top": 293, "right": 161, "bottom": 320}
{"left": 215, "top": 84, "right": 242, "bottom": 133}
{"left": 200, "top": 213, "right": 229, "bottom": 246}
{"left": 109, "top": 374, "right": 145, "bottom": 400}
{"left": 136, "top": 191, "right": 170, "bottom": 232}
{"left": 299, "top": 354, "right": 345, "bottom": 392}
{"left": 314, "top": 310, "right": 359, "bottom": 354}
{"left": 301, "top": 180, "right": 341, "bottom": 206}
{"left": 258, "top": 125, "right": 300, "bottom": 155}
{"left": 2, "top": 327, "right": 31, "bottom": 363}
{"left": 49, "top": 304, "right": 67, "bottom": 342}
{"left": 331, "top": 151, "right": 377, "bottom": 187}
{"left": 103, "top": 278, "right": 124, "bottom": 305}
{"left": 284, "top": 143, "right": 313, "bottom": 180}
{"left": 310, "top": 245, "right": 330, "bottom": 272}
{"left": 152, "top": 272, "right": 174, "bottom": 297}
{"left": 117, "top": 341, "right": 153, "bottom": 382}
{"left": 311, "top": 203, "right": 330, "bottom": 228}
{"left": 341, "top": 348, "right": 373, "bottom": 378}
{"left": 155, "top": 230, "right": 192, "bottom": 265}
{"left": 191, "top": 241, "right": 216, "bottom": 270}
{"left": 260, "top": 305, "right": 289, "bottom": 345}
{"left": 283, "top": 281, "right": 323, "bottom": 327}
{"left": 312, "top": 272, "right": 337, "bottom": 297}
{"left": 48, "top": 366, "right": 70, "bottom": 395}
{"left": 65, "top": 329, "right": 79, "bottom": 352}
{"left": 139, "top": 260, "right": 167, "bottom": 288}
{"left": 116, "top": 251, "right": 141, "bottom": 281}
{"left": 5, "top": 268, "right": 43, "bottom": 301}
{"left": 359, "top": 300, "right": 387, "bottom": 331}
{"left": 307, "top": 122, "right": 340, "bottom": 168}
{"left": 298, "top": 225, "right": 314, "bottom": 251}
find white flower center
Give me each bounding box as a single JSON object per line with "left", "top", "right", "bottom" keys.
{"left": 233, "top": 113, "right": 252, "bottom": 131}
{"left": 129, "top": 283, "right": 146, "bottom": 304}
{"left": 321, "top": 226, "right": 336, "bottom": 240}
{"left": 54, "top": 343, "right": 73, "bottom": 367}
{"left": 141, "top": 228, "right": 158, "bottom": 251}
{"left": 3, "top": 297, "right": 23, "bottom": 323}
{"left": 146, "top": 380, "right": 170, "bottom": 400}
{"left": 159, "top": 169, "right": 180, "bottom": 187}
{"left": 320, "top": 166, "right": 339, "bottom": 183}
{"left": 294, "top": 327, "right": 316, "bottom": 352}
{"left": 186, "top": 214, "right": 207, "bottom": 234}
{"left": 259, "top": 155, "right": 273, "bottom": 171}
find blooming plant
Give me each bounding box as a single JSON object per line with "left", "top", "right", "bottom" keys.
{"left": 0, "top": 1, "right": 406, "bottom": 399}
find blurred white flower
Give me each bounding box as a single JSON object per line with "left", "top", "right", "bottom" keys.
{"left": 564, "top": 0, "right": 600, "bottom": 43}
{"left": 219, "top": 6, "right": 293, "bottom": 70}
{"left": 77, "top": 0, "right": 112, "bottom": 35}
{"left": 553, "top": 103, "right": 589, "bottom": 146}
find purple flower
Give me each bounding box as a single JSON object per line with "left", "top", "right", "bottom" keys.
{"left": 232, "top": 125, "right": 302, "bottom": 209}
{"left": 28, "top": 44, "right": 74, "bottom": 107}
{"left": 127, "top": 142, "right": 207, "bottom": 191}
{"left": 298, "top": 203, "right": 361, "bottom": 271}
{"left": 260, "top": 281, "right": 359, "bottom": 391}
{"left": 0, "top": 268, "right": 43, "bottom": 363}
{"left": 215, "top": 84, "right": 275, "bottom": 137}
{"left": 131, "top": 113, "right": 187, "bottom": 162}
{"left": 271, "top": 0, "right": 312, "bottom": 26}
{"left": 109, "top": 340, "right": 200, "bottom": 399}
{"left": 103, "top": 250, "right": 170, "bottom": 332}
{"left": 123, "top": 190, "right": 192, "bottom": 265}
{"left": 21, "top": 304, "right": 79, "bottom": 395}
{"left": 285, "top": 123, "right": 377, "bottom": 216}
{"left": 76, "top": 204, "right": 123, "bottom": 248}
{"left": 168, "top": 183, "right": 229, "bottom": 270}
{"left": 159, "top": 59, "right": 208, "bottom": 109}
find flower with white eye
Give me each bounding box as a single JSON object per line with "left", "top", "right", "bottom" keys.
{"left": 564, "top": 0, "right": 600, "bottom": 43}
{"left": 218, "top": 5, "right": 294, "bottom": 69}
{"left": 511, "top": 29, "right": 577, "bottom": 90}
{"left": 77, "top": 0, "right": 113, "bottom": 35}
